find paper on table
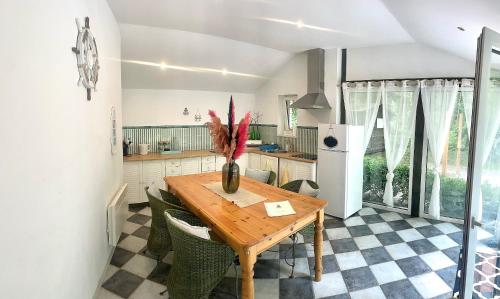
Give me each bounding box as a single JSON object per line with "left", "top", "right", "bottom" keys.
{"left": 264, "top": 201, "right": 296, "bottom": 217}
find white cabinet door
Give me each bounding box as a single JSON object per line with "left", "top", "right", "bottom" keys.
{"left": 181, "top": 157, "right": 201, "bottom": 175}
{"left": 294, "top": 161, "right": 317, "bottom": 181}
{"left": 248, "top": 153, "right": 261, "bottom": 170}
{"left": 279, "top": 158, "right": 297, "bottom": 186}
{"left": 215, "top": 155, "right": 226, "bottom": 171}
{"left": 201, "top": 155, "right": 216, "bottom": 173}
{"left": 260, "top": 155, "right": 279, "bottom": 185}
{"left": 142, "top": 160, "right": 166, "bottom": 197}
{"left": 165, "top": 159, "right": 182, "bottom": 176}
{"left": 123, "top": 161, "right": 142, "bottom": 204}
{"left": 237, "top": 153, "right": 248, "bottom": 176}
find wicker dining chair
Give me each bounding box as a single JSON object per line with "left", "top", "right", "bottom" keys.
{"left": 280, "top": 180, "right": 320, "bottom": 277}
{"left": 144, "top": 186, "right": 185, "bottom": 262}
{"left": 159, "top": 188, "right": 183, "bottom": 206}
{"left": 164, "top": 209, "right": 235, "bottom": 299}
{"left": 267, "top": 170, "right": 277, "bottom": 185}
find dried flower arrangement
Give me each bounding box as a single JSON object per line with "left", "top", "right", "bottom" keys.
{"left": 207, "top": 96, "right": 250, "bottom": 164}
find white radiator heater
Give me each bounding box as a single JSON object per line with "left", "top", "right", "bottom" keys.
{"left": 107, "top": 184, "right": 128, "bottom": 246}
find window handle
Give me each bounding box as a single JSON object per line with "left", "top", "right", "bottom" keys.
{"left": 472, "top": 216, "right": 483, "bottom": 228}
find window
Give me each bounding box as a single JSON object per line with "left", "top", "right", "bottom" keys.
{"left": 279, "top": 95, "right": 297, "bottom": 136}
{"left": 363, "top": 104, "right": 414, "bottom": 211}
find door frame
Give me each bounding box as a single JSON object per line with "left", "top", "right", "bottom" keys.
{"left": 461, "top": 27, "right": 500, "bottom": 298}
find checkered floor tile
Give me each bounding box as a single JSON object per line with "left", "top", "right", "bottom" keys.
{"left": 96, "top": 206, "right": 465, "bottom": 299}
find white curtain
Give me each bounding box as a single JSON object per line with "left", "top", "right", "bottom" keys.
{"left": 421, "top": 79, "right": 459, "bottom": 219}
{"left": 382, "top": 81, "right": 419, "bottom": 207}
{"left": 342, "top": 82, "right": 383, "bottom": 155}
{"left": 462, "top": 79, "right": 500, "bottom": 236}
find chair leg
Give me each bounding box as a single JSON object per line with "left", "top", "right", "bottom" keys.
{"left": 159, "top": 288, "right": 168, "bottom": 295}
{"left": 289, "top": 234, "right": 297, "bottom": 278}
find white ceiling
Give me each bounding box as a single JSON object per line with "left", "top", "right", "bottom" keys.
{"left": 106, "top": 0, "right": 500, "bottom": 92}
{"left": 382, "top": 0, "right": 500, "bottom": 62}
{"left": 120, "top": 24, "right": 292, "bottom": 92}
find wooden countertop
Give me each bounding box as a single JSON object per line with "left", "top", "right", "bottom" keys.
{"left": 124, "top": 148, "right": 317, "bottom": 163}
{"left": 245, "top": 148, "right": 316, "bottom": 164}
{"left": 123, "top": 150, "right": 218, "bottom": 161}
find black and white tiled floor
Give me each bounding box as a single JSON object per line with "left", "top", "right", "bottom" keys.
{"left": 96, "top": 206, "right": 466, "bottom": 299}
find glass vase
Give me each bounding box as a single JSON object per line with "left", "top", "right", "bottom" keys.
{"left": 222, "top": 161, "right": 240, "bottom": 194}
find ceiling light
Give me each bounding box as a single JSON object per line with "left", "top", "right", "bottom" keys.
{"left": 253, "top": 17, "right": 349, "bottom": 34}
{"left": 120, "top": 59, "right": 264, "bottom": 79}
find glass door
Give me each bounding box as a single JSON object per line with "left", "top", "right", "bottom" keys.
{"left": 462, "top": 27, "right": 500, "bottom": 298}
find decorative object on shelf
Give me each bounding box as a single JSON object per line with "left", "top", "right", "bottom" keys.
{"left": 183, "top": 108, "right": 189, "bottom": 116}
{"left": 110, "top": 106, "right": 117, "bottom": 155}
{"left": 207, "top": 96, "right": 250, "bottom": 193}
{"left": 194, "top": 109, "right": 202, "bottom": 122}
{"left": 71, "top": 17, "right": 99, "bottom": 101}
{"left": 249, "top": 111, "right": 263, "bottom": 142}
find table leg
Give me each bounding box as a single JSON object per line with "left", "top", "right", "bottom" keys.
{"left": 240, "top": 246, "right": 257, "bottom": 299}
{"left": 314, "top": 209, "right": 324, "bottom": 281}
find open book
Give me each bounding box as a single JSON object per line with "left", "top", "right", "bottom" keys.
{"left": 264, "top": 201, "right": 296, "bottom": 217}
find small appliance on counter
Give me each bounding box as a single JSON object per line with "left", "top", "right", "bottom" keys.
{"left": 317, "top": 124, "right": 364, "bottom": 219}
{"left": 123, "top": 138, "right": 133, "bottom": 156}
{"left": 138, "top": 144, "right": 150, "bottom": 155}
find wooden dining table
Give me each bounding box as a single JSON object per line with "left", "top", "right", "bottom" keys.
{"left": 165, "top": 172, "right": 327, "bottom": 299}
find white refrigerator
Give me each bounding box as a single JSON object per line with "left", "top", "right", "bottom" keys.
{"left": 317, "top": 124, "right": 364, "bottom": 219}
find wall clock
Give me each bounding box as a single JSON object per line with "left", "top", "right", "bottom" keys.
{"left": 72, "top": 17, "right": 99, "bottom": 101}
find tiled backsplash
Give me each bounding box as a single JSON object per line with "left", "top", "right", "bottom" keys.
{"left": 123, "top": 125, "right": 318, "bottom": 154}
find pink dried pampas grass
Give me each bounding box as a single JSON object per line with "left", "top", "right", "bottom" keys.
{"left": 206, "top": 97, "right": 250, "bottom": 163}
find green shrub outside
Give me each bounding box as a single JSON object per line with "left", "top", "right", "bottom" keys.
{"left": 364, "top": 154, "right": 500, "bottom": 223}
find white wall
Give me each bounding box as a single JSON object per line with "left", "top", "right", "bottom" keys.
{"left": 254, "top": 49, "right": 340, "bottom": 127}
{"left": 0, "top": 1, "right": 122, "bottom": 298}
{"left": 347, "top": 43, "right": 475, "bottom": 80}
{"left": 123, "top": 89, "right": 255, "bottom": 126}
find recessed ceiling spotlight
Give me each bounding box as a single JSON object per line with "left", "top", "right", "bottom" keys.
{"left": 222, "top": 68, "right": 228, "bottom": 76}
{"left": 160, "top": 62, "right": 167, "bottom": 70}
{"left": 296, "top": 20, "right": 304, "bottom": 29}
{"left": 457, "top": 26, "right": 466, "bottom": 32}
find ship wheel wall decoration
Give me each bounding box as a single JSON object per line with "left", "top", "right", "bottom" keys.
{"left": 72, "top": 17, "right": 99, "bottom": 101}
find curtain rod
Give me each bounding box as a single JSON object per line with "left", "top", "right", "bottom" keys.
{"left": 345, "top": 76, "right": 475, "bottom": 83}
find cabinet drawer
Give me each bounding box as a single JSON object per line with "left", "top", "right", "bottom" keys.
{"left": 165, "top": 166, "right": 181, "bottom": 176}
{"left": 202, "top": 163, "right": 216, "bottom": 172}
{"left": 165, "top": 159, "right": 181, "bottom": 168}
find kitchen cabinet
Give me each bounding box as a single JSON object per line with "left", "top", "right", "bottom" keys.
{"left": 260, "top": 155, "right": 279, "bottom": 186}
{"left": 279, "top": 158, "right": 317, "bottom": 186}
{"left": 181, "top": 157, "right": 201, "bottom": 175}
{"left": 201, "top": 156, "right": 216, "bottom": 173}
{"left": 142, "top": 160, "right": 166, "bottom": 198}
{"left": 123, "top": 161, "right": 142, "bottom": 204}
{"left": 248, "top": 153, "right": 261, "bottom": 169}
{"left": 165, "top": 159, "right": 182, "bottom": 176}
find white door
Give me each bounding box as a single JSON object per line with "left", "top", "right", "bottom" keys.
{"left": 123, "top": 161, "right": 142, "bottom": 204}
{"left": 462, "top": 27, "right": 500, "bottom": 299}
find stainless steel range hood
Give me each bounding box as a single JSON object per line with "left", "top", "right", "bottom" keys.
{"left": 291, "top": 48, "right": 331, "bottom": 110}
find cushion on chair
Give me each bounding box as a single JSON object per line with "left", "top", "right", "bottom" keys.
{"left": 165, "top": 212, "right": 211, "bottom": 240}
{"left": 245, "top": 168, "right": 271, "bottom": 183}
{"left": 298, "top": 180, "right": 320, "bottom": 197}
